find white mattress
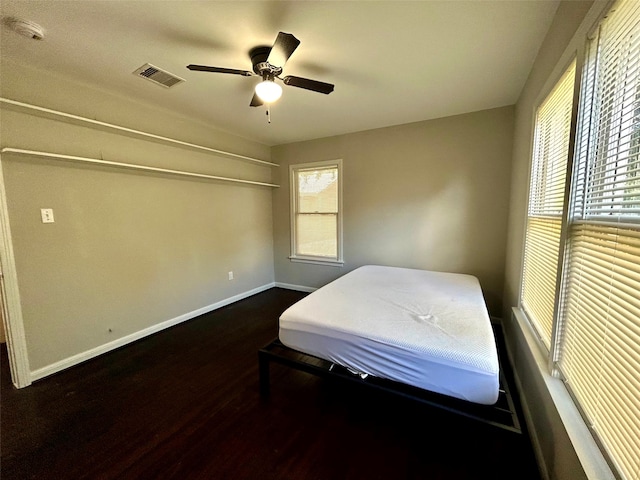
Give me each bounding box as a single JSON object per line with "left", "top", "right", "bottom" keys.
{"left": 279, "top": 265, "right": 500, "bottom": 405}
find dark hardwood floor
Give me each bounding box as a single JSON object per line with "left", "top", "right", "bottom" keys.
{"left": 1, "top": 288, "right": 541, "bottom": 480}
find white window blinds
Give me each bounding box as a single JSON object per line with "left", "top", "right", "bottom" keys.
{"left": 572, "top": 1, "right": 640, "bottom": 221}
{"left": 556, "top": 1, "right": 640, "bottom": 479}
{"left": 521, "top": 61, "right": 576, "bottom": 348}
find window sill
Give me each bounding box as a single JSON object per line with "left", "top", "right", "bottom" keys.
{"left": 511, "top": 307, "right": 615, "bottom": 480}
{"left": 288, "top": 256, "right": 344, "bottom": 267}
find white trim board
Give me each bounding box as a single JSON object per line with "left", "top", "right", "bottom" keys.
{"left": 274, "top": 282, "right": 317, "bottom": 293}
{"left": 509, "top": 308, "right": 615, "bottom": 480}
{"left": 30, "top": 283, "right": 276, "bottom": 382}
{"left": 0, "top": 153, "right": 31, "bottom": 388}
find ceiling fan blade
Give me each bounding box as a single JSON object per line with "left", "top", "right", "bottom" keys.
{"left": 250, "top": 93, "right": 264, "bottom": 107}
{"left": 283, "top": 76, "right": 334, "bottom": 94}
{"left": 266, "top": 32, "right": 300, "bottom": 68}
{"left": 187, "top": 65, "right": 253, "bottom": 76}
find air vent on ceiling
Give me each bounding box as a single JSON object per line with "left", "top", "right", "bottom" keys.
{"left": 133, "top": 63, "right": 185, "bottom": 88}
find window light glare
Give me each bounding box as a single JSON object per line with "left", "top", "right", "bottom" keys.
{"left": 255, "top": 80, "right": 282, "bottom": 103}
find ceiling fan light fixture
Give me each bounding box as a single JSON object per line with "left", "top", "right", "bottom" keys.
{"left": 255, "top": 80, "right": 282, "bottom": 103}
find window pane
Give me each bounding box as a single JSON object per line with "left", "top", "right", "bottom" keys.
{"left": 297, "top": 168, "right": 338, "bottom": 213}
{"left": 521, "top": 61, "right": 576, "bottom": 348}
{"left": 572, "top": 1, "right": 640, "bottom": 221}
{"left": 296, "top": 213, "right": 337, "bottom": 257}
{"left": 558, "top": 224, "right": 640, "bottom": 480}
{"left": 521, "top": 216, "right": 563, "bottom": 344}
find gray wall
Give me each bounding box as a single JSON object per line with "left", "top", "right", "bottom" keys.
{"left": 272, "top": 106, "right": 515, "bottom": 316}
{"left": 1, "top": 60, "right": 275, "bottom": 373}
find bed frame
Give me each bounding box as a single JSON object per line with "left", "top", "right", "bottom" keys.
{"left": 258, "top": 325, "right": 523, "bottom": 435}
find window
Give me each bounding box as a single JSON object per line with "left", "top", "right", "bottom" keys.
{"left": 558, "top": 3, "right": 640, "bottom": 478}
{"left": 521, "top": 61, "right": 576, "bottom": 349}
{"left": 290, "top": 159, "right": 343, "bottom": 265}
{"left": 521, "top": 1, "right": 640, "bottom": 479}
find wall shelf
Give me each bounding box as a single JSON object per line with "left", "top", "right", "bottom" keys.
{"left": 0, "top": 97, "right": 278, "bottom": 168}
{"left": 0, "top": 148, "right": 279, "bottom": 188}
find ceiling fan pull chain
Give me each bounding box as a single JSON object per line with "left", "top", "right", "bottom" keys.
{"left": 266, "top": 106, "right": 271, "bottom": 124}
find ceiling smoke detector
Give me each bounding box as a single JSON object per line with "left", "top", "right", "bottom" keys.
{"left": 5, "top": 17, "right": 45, "bottom": 40}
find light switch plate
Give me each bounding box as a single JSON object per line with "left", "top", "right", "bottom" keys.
{"left": 40, "top": 208, "right": 54, "bottom": 223}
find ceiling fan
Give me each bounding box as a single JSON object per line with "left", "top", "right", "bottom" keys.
{"left": 187, "top": 32, "right": 334, "bottom": 108}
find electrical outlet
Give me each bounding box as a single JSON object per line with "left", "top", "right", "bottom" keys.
{"left": 40, "top": 208, "right": 55, "bottom": 223}
{"left": 228, "top": 271, "right": 234, "bottom": 280}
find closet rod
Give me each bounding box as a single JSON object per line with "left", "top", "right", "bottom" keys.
{"left": 0, "top": 148, "right": 279, "bottom": 188}
{"left": 0, "top": 98, "right": 278, "bottom": 168}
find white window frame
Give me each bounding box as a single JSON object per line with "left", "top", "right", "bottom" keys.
{"left": 289, "top": 159, "right": 344, "bottom": 266}
{"left": 518, "top": 1, "right": 640, "bottom": 479}
{"left": 520, "top": 60, "right": 577, "bottom": 353}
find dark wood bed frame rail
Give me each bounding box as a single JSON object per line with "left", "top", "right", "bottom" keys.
{"left": 258, "top": 338, "right": 523, "bottom": 435}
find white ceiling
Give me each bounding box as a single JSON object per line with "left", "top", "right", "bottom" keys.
{"left": 0, "top": 1, "right": 559, "bottom": 146}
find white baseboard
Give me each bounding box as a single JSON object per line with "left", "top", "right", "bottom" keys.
{"left": 274, "top": 282, "right": 317, "bottom": 293}
{"left": 30, "top": 282, "right": 276, "bottom": 382}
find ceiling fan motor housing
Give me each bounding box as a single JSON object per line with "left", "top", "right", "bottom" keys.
{"left": 249, "top": 46, "right": 281, "bottom": 76}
